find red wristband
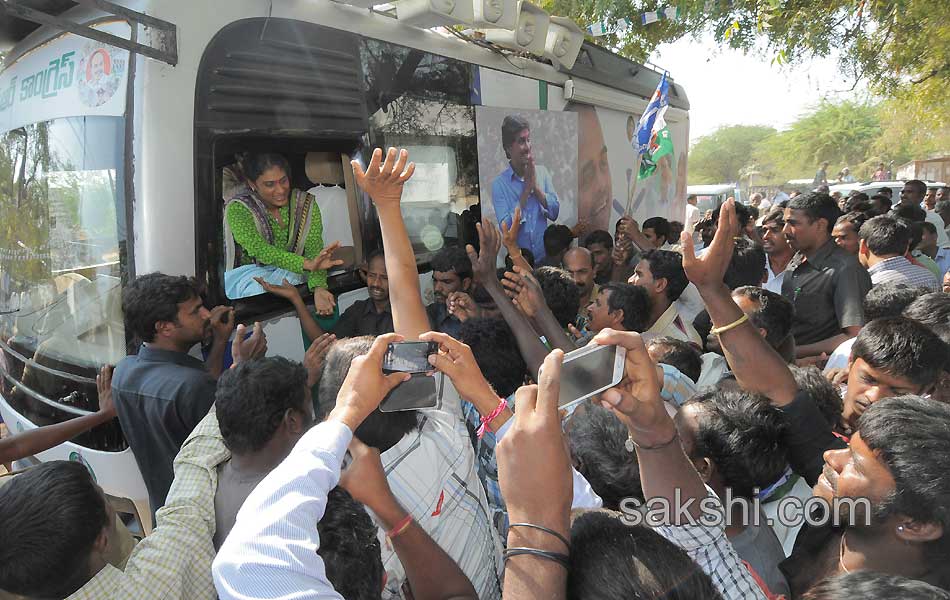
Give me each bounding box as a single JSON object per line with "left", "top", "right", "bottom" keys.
{"left": 477, "top": 397, "right": 509, "bottom": 439}
{"left": 387, "top": 514, "right": 413, "bottom": 539}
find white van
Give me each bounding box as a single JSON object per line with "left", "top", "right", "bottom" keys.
{"left": 687, "top": 183, "right": 740, "bottom": 214}
{"left": 0, "top": 0, "right": 690, "bottom": 534}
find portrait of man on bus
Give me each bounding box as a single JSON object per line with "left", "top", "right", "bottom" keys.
{"left": 490, "top": 114, "right": 560, "bottom": 261}
{"left": 223, "top": 153, "right": 341, "bottom": 313}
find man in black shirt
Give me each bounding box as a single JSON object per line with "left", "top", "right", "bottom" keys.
{"left": 782, "top": 192, "right": 871, "bottom": 358}
{"left": 112, "top": 273, "right": 266, "bottom": 514}
{"left": 333, "top": 249, "right": 394, "bottom": 338}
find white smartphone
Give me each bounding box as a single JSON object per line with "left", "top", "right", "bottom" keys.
{"left": 542, "top": 344, "right": 626, "bottom": 411}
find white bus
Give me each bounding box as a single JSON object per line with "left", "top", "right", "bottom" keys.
{"left": 0, "top": 0, "right": 689, "bottom": 533}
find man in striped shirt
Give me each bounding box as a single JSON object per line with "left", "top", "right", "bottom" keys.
{"left": 858, "top": 215, "right": 938, "bottom": 291}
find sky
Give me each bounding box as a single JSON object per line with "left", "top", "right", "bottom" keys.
{"left": 648, "top": 34, "right": 864, "bottom": 143}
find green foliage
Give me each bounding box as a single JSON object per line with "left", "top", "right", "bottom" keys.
{"left": 687, "top": 125, "right": 775, "bottom": 184}
{"left": 752, "top": 100, "right": 881, "bottom": 183}
{"left": 688, "top": 97, "right": 946, "bottom": 186}
{"left": 540, "top": 0, "right": 950, "bottom": 110}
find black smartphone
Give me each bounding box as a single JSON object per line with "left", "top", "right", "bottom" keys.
{"left": 383, "top": 341, "right": 439, "bottom": 374}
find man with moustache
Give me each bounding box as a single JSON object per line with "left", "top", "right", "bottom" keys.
{"left": 781, "top": 192, "right": 871, "bottom": 358}
{"left": 760, "top": 208, "right": 794, "bottom": 294}
{"left": 332, "top": 249, "right": 395, "bottom": 338}
{"left": 491, "top": 115, "right": 560, "bottom": 261}
{"left": 562, "top": 247, "right": 599, "bottom": 324}
{"left": 426, "top": 246, "right": 473, "bottom": 339}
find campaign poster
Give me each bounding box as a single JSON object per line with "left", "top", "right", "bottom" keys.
{"left": 476, "top": 67, "right": 689, "bottom": 236}
{"left": 475, "top": 106, "right": 577, "bottom": 261}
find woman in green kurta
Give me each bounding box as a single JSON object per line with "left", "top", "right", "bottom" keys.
{"left": 223, "top": 153, "right": 341, "bottom": 311}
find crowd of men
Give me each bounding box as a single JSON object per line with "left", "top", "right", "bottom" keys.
{"left": 0, "top": 150, "right": 949, "bottom": 600}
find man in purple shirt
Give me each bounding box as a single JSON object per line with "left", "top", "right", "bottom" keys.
{"left": 490, "top": 115, "right": 559, "bottom": 261}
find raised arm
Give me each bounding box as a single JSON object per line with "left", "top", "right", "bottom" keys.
{"left": 256, "top": 277, "right": 326, "bottom": 342}
{"left": 340, "top": 438, "right": 477, "bottom": 600}
{"left": 352, "top": 148, "right": 429, "bottom": 339}
{"left": 500, "top": 265, "right": 576, "bottom": 352}
{"left": 680, "top": 199, "right": 798, "bottom": 407}
{"left": 591, "top": 328, "right": 765, "bottom": 599}
{"left": 0, "top": 366, "right": 116, "bottom": 464}
{"left": 501, "top": 206, "right": 532, "bottom": 273}
{"left": 496, "top": 351, "right": 572, "bottom": 600}
{"left": 467, "top": 218, "right": 550, "bottom": 378}
{"left": 590, "top": 330, "right": 707, "bottom": 518}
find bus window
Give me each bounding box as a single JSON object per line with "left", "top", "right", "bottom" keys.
{"left": 0, "top": 116, "right": 128, "bottom": 449}
{"left": 360, "top": 39, "right": 478, "bottom": 263}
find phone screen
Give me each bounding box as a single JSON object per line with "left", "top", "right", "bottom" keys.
{"left": 379, "top": 373, "right": 442, "bottom": 412}
{"left": 383, "top": 342, "right": 437, "bottom": 374}
{"left": 558, "top": 345, "right": 621, "bottom": 408}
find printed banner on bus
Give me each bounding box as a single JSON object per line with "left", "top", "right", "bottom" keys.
{"left": 0, "top": 21, "right": 131, "bottom": 133}
{"left": 475, "top": 67, "right": 688, "bottom": 240}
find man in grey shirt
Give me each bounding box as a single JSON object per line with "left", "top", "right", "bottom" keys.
{"left": 781, "top": 192, "right": 871, "bottom": 358}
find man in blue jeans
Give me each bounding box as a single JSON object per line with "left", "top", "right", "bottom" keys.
{"left": 491, "top": 114, "right": 560, "bottom": 261}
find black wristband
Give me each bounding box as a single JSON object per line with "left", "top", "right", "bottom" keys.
{"left": 507, "top": 522, "right": 571, "bottom": 551}
{"left": 503, "top": 547, "right": 570, "bottom": 569}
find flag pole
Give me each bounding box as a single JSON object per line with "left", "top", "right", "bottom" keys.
{"left": 625, "top": 154, "right": 643, "bottom": 217}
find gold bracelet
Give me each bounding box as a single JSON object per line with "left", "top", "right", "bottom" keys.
{"left": 710, "top": 313, "right": 749, "bottom": 336}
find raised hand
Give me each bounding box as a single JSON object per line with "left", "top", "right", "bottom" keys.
{"left": 681, "top": 197, "right": 737, "bottom": 290}
{"left": 466, "top": 218, "right": 502, "bottom": 284}
{"left": 255, "top": 277, "right": 302, "bottom": 303}
{"left": 313, "top": 287, "right": 336, "bottom": 317}
{"left": 303, "top": 241, "right": 345, "bottom": 272}
{"left": 351, "top": 148, "right": 415, "bottom": 210}
{"left": 571, "top": 218, "right": 590, "bottom": 239}
{"left": 328, "top": 333, "right": 411, "bottom": 431}
{"left": 208, "top": 305, "right": 236, "bottom": 344}
{"left": 496, "top": 351, "right": 572, "bottom": 531}
{"left": 419, "top": 331, "right": 497, "bottom": 405}
{"left": 590, "top": 329, "right": 674, "bottom": 446}
{"left": 612, "top": 238, "right": 634, "bottom": 267}
{"left": 501, "top": 266, "right": 544, "bottom": 319}
{"left": 338, "top": 437, "right": 396, "bottom": 510}
{"left": 500, "top": 206, "right": 522, "bottom": 251}
{"left": 232, "top": 322, "right": 268, "bottom": 366}
{"left": 96, "top": 365, "right": 116, "bottom": 418}
{"left": 304, "top": 332, "right": 336, "bottom": 387}
{"left": 447, "top": 291, "right": 479, "bottom": 322}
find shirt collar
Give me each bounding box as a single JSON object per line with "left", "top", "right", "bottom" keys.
{"left": 361, "top": 298, "right": 392, "bottom": 316}
{"left": 67, "top": 564, "right": 123, "bottom": 599}
{"left": 646, "top": 302, "right": 679, "bottom": 335}
{"left": 805, "top": 238, "right": 838, "bottom": 266}
{"left": 867, "top": 255, "right": 908, "bottom": 274}
{"left": 137, "top": 344, "right": 208, "bottom": 370}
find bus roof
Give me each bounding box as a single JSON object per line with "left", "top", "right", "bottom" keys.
{"left": 1, "top": 0, "right": 689, "bottom": 112}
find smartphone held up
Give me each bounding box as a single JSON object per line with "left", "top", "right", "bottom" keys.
{"left": 540, "top": 344, "right": 626, "bottom": 412}
{"left": 379, "top": 341, "right": 441, "bottom": 413}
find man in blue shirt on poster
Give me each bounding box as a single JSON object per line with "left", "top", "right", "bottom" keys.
{"left": 491, "top": 114, "right": 560, "bottom": 261}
